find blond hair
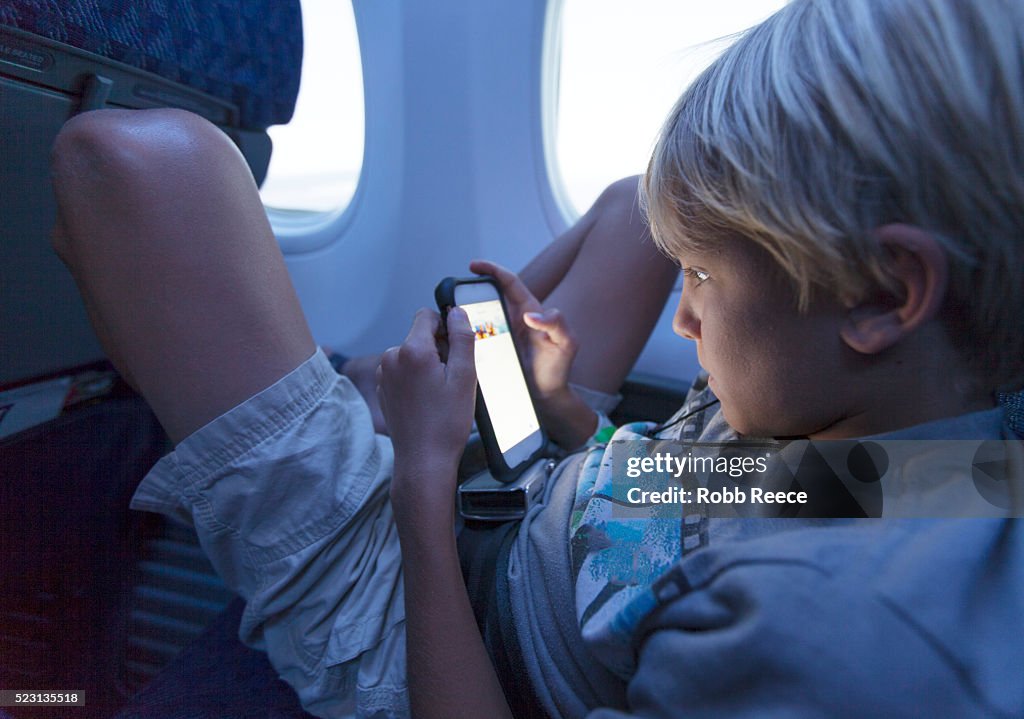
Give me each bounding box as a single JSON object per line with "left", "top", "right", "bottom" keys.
{"left": 643, "top": 0, "right": 1024, "bottom": 391}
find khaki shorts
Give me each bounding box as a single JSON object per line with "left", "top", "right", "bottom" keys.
{"left": 132, "top": 348, "right": 408, "bottom": 718}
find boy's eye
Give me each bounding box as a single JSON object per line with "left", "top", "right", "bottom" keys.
{"left": 682, "top": 267, "right": 710, "bottom": 286}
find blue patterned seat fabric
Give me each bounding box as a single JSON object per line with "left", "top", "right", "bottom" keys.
{"left": 0, "top": 0, "right": 303, "bottom": 129}
{"left": 1000, "top": 391, "right": 1024, "bottom": 437}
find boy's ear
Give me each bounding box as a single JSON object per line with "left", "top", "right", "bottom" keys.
{"left": 840, "top": 224, "right": 949, "bottom": 355}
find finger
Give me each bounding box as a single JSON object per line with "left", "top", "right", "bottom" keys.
{"left": 404, "top": 307, "right": 440, "bottom": 345}
{"left": 444, "top": 307, "right": 477, "bottom": 388}
{"left": 380, "top": 345, "right": 400, "bottom": 373}
{"left": 376, "top": 352, "right": 392, "bottom": 418}
{"left": 523, "top": 308, "right": 576, "bottom": 348}
{"left": 469, "top": 259, "right": 537, "bottom": 308}
{"left": 435, "top": 328, "right": 451, "bottom": 364}
{"left": 375, "top": 383, "right": 388, "bottom": 422}
{"left": 399, "top": 308, "right": 441, "bottom": 365}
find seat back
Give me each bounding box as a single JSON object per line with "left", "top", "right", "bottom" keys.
{"left": 0, "top": 0, "right": 302, "bottom": 384}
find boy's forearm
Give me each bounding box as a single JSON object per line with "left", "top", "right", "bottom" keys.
{"left": 537, "top": 386, "right": 599, "bottom": 450}
{"left": 395, "top": 484, "right": 514, "bottom": 719}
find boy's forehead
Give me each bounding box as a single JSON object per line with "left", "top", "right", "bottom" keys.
{"left": 671, "top": 233, "right": 744, "bottom": 264}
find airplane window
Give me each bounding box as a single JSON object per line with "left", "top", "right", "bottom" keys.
{"left": 549, "top": 0, "right": 789, "bottom": 218}
{"left": 259, "top": 0, "right": 364, "bottom": 214}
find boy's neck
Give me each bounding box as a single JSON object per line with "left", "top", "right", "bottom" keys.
{"left": 810, "top": 332, "right": 994, "bottom": 439}
{"left": 810, "top": 390, "right": 996, "bottom": 439}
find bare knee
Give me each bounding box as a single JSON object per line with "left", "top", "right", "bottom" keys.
{"left": 596, "top": 175, "right": 643, "bottom": 212}
{"left": 582, "top": 175, "right": 648, "bottom": 245}
{"left": 49, "top": 108, "right": 256, "bottom": 261}
{"left": 50, "top": 107, "right": 245, "bottom": 184}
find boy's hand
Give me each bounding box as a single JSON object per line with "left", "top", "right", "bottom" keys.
{"left": 469, "top": 259, "right": 597, "bottom": 449}
{"left": 469, "top": 259, "right": 579, "bottom": 400}
{"left": 377, "top": 308, "right": 477, "bottom": 518}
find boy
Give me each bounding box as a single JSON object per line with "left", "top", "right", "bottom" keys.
{"left": 53, "top": 0, "right": 1022, "bottom": 717}
{"left": 506, "top": 1, "right": 1024, "bottom": 717}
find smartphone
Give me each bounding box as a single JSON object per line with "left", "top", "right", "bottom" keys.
{"left": 435, "top": 276, "right": 548, "bottom": 481}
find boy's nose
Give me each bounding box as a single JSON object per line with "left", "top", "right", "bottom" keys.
{"left": 673, "top": 294, "right": 700, "bottom": 340}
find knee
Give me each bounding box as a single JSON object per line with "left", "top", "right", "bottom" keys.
{"left": 51, "top": 107, "right": 239, "bottom": 181}
{"left": 593, "top": 175, "right": 645, "bottom": 224}
{"left": 592, "top": 175, "right": 649, "bottom": 235}
{"left": 49, "top": 108, "right": 251, "bottom": 258}
{"left": 49, "top": 111, "right": 113, "bottom": 261}
{"left": 597, "top": 175, "right": 642, "bottom": 209}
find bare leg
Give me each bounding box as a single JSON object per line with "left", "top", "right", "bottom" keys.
{"left": 51, "top": 108, "right": 316, "bottom": 444}
{"left": 339, "top": 353, "right": 387, "bottom": 432}
{"left": 520, "top": 176, "right": 678, "bottom": 394}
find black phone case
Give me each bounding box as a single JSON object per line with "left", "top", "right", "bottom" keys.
{"left": 435, "top": 276, "right": 549, "bottom": 482}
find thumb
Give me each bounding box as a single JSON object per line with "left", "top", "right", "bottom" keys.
{"left": 445, "top": 307, "right": 477, "bottom": 386}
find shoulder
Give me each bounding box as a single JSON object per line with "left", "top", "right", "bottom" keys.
{"left": 621, "top": 519, "right": 1024, "bottom": 718}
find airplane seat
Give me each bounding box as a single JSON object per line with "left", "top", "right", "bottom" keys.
{"left": 0, "top": 1, "right": 302, "bottom": 715}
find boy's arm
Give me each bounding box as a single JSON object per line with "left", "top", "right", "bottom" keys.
{"left": 395, "top": 466, "right": 513, "bottom": 719}
{"left": 378, "top": 308, "right": 513, "bottom": 719}
{"left": 583, "top": 558, "right": 973, "bottom": 719}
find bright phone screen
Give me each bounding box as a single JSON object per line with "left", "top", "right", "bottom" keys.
{"left": 459, "top": 299, "right": 541, "bottom": 454}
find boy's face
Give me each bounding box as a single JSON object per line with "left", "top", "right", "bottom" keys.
{"left": 672, "top": 237, "right": 856, "bottom": 438}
